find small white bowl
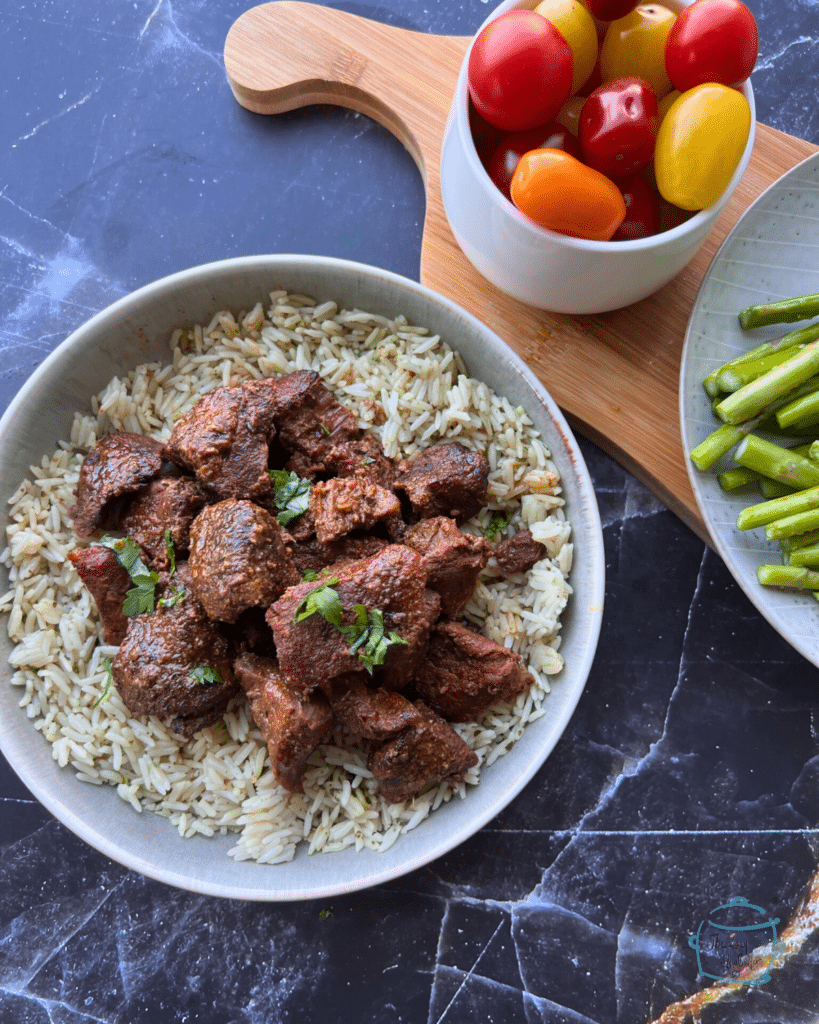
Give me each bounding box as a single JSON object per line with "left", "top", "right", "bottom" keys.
{"left": 0, "top": 254, "right": 605, "bottom": 900}
{"left": 440, "top": 0, "right": 757, "bottom": 315}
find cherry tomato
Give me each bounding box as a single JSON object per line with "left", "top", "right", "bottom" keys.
{"left": 510, "top": 148, "right": 626, "bottom": 240}
{"left": 578, "top": 76, "right": 659, "bottom": 179}
{"left": 580, "top": 0, "right": 640, "bottom": 20}
{"left": 611, "top": 173, "right": 660, "bottom": 239}
{"left": 657, "top": 88, "right": 680, "bottom": 125}
{"left": 654, "top": 83, "right": 752, "bottom": 210}
{"left": 665, "top": 0, "right": 758, "bottom": 91}
{"left": 600, "top": 3, "right": 677, "bottom": 99}
{"left": 534, "top": 0, "right": 599, "bottom": 95}
{"left": 467, "top": 10, "right": 574, "bottom": 131}
{"left": 488, "top": 123, "right": 584, "bottom": 200}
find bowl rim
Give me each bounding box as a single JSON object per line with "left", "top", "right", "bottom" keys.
{"left": 0, "top": 253, "right": 606, "bottom": 900}
{"left": 454, "top": 0, "right": 757, "bottom": 252}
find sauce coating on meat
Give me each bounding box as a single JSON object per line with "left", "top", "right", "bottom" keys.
{"left": 494, "top": 529, "right": 547, "bottom": 576}
{"left": 413, "top": 620, "right": 534, "bottom": 722}
{"left": 235, "top": 653, "right": 333, "bottom": 794}
{"left": 165, "top": 383, "right": 276, "bottom": 501}
{"left": 70, "top": 432, "right": 166, "bottom": 537}
{"left": 309, "top": 477, "right": 401, "bottom": 544}
{"left": 403, "top": 517, "right": 491, "bottom": 618}
{"left": 120, "top": 476, "right": 209, "bottom": 570}
{"left": 188, "top": 499, "right": 299, "bottom": 623}
{"left": 368, "top": 702, "right": 478, "bottom": 804}
{"left": 69, "top": 545, "right": 132, "bottom": 645}
{"left": 112, "top": 567, "right": 238, "bottom": 737}
{"left": 395, "top": 441, "right": 489, "bottom": 522}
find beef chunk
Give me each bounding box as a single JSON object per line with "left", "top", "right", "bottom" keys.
{"left": 70, "top": 432, "right": 166, "bottom": 537}
{"left": 235, "top": 653, "right": 333, "bottom": 794}
{"left": 112, "top": 572, "right": 238, "bottom": 737}
{"left": 324, "top": 675, "right": 422, "bottom": 741}
{"left": 285, "top": 533, "right": 390, "bottom": 578}
{"left": 413, "top": 620, "right": 534, "bottom": 722}
{"left": 326, "top": 435, "right": 397, "bottom": 490}
{"left": 494, "top": 529, "right": 547, "bottom": 576}
{"left": 222, "top": 606, "right": 277, "bottom": 660}
{"left": 120, "top": 476, "right": 209, "bottom": 570}
{"left": 394, "top": 441, "right": 489, "bottom": 523}
{"left": 367, "top": 702, "right": 478, "bottom": 803}
{"left": 268, "top": 370, "right": 359, "bottom": 471}
{"left": 188, "top": 499, "right": 299, "bottom": 623}
{"left": 166, "top": 381, "right": 276, "bottom": 501}
{"left": 68, "top": 545, "right": 132, "bottom": 645}
{"left": 266, "top": 544, "right": 440, "bottom": 695}
{"left": 309, "top": 477, "right": 401, "bottom": 544}
{"left": 403, "top": 517, "right": 490, "bottom": 617}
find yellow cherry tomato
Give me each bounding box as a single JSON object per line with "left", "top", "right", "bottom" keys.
{"left": 535, "top": 0, "right": 599, "bottom": 94}
{"left": 556, "top": 95, "right": 586, "bottom": 136}
{"left": 510, "top": 148, "right": 626, "bottom": 240}
{"left": 654, "top": 83, "right": 751, "bottom": 211}
{"left": 600, "top": 4, "right": 676, "bottom": 99}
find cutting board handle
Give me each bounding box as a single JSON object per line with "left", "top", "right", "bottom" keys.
{"left": 224, "top": 1, "right": 469, "bottom": 202}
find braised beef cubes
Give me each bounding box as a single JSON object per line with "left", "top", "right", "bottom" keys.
{"left": 68, "top": 368, "right": 548, "bottom": 805}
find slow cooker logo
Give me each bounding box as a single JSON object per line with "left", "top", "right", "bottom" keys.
{"left": 688, "top": 896, "right": 783, "bottom": 985}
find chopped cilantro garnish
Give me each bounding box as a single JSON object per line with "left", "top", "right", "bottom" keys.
{"left": 293, "top": 577, "right": 342, "bottom": 627}
{"left": 269, "top": 469, "right": 311, "bottom": 526}
{"left": 100, "top": 536, "right": 160, "bottom": 616}
{"left": 319, "top": 909, "right": 333, "bottom": 921}
{"left": 94, "top": 656, "right": 114, "bottom": 708}
{"left": 293, "top": 581, "right": 406, "bottom": 674}
{"left": 164, "top": 528, "right": 176, "bottom": 575}
{"left": 189, "top": 665, "right": 223, "bottom": 686}
{"left": 121, "top": 572, "right": 161, "bottom": 616}
{"left": 157, "top": 585, "right": 186, "bottom": 609}
{"left": 485, "top": 511, "right": 513, "bottom": 539}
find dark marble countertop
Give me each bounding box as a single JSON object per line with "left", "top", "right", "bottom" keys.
{"left": 2, "top": 1, "right": 819, "bottom": 1021}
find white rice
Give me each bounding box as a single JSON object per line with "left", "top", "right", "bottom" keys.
{"left": 0, "top": 289, "right": 573, "bottom": 863}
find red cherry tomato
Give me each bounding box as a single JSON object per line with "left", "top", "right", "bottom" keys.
{"left": 665, "top": 0, "right": 758, "bottom": 91}
{"left": 467, "top": 10, "right": 574, "bottom": 131}
{"left": 581, "top": 0, "right": 640, "bottom": 20}
{"left": 488, "top": 123, "right": 583, "bottom": 200}
{"left": 611, "top": 173, "right": 660, "bottom": 240}
{"left": 510, "top": 148, "right": 626, "bottom": 241}
{"left": 578, "top": 76, "right": 659, "bottom": 179}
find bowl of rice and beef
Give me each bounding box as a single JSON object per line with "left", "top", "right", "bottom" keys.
{"left": 0, "top": 254, "right": 604, "bottom": 900}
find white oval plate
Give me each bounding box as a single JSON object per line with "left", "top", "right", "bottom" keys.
{"left": 681, "top": 151, "right": 819, "bottom": 667}
{"left": 0, "top": 255, "right": 604, "bottom": 900}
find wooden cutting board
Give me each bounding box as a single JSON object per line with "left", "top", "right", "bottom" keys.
{"left": 224, "top": 1, "right": 818, "bottom": 543}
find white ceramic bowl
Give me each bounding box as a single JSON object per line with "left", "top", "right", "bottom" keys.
{"left": 440, "top": 0, "right": 757, "bottom": 314}
{"left": 0, "top": 255, "right": 605, "bottom": 900}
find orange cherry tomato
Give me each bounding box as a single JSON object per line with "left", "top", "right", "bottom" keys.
{"left": 510, "top": 148, "right": 627, "bottom": 240}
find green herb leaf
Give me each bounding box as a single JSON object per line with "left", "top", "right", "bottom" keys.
{"left": 121, "top": 572, "right": 160, "bottom": 616}
{"left": 319, "top": 909, "right": 333, "bottom": 921}
{"left": 302, "top": 569, "right": 320, "bottom": 582}
{"left": 100, "top": 536, "right": 160, "bottom": 616}
{"left": 293, "top": 581, "right": 405, "bottom": 673}
{"left": 189, "top": 665, "right": 224, "bottom": 686}
{"left": 100, "top": 535, "right": 151, "bottom": 578}
{"left": 157, "top": 585, "right": 186, "bottom": 609}
{"left": 269, "top": 469, "right": 311, "bottom": 526}
{"left": 293, "top": 577, "right": 342, "bottom": 627}
{"left": 484, "top": 511, "right": 513, "bottom": 539}
{"left": 164, "top": 528, "right": 176, "bottom": 575}
{"left": 94, "top": 656, "right": 114, "bottom": 708}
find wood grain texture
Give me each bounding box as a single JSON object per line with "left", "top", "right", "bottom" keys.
{"left": 224, "top": 1, "right": 818, "bottom": 543}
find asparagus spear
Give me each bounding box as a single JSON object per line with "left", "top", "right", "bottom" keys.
{"left": 787, "top": 544, "right": 819, "bottom": 567}
{"left": 733, "top": 434, "right": 819, "bottom": 489}
{"left": 765, "top": 507, "right": 819, "bottom": 540}
{"left": 756, "top": 564, "right": 819, "bottom": 589}
{"left": 739, "top": 292, "right": 819, "bottom": 331}
{"left": 717, "top": 466, "right": 761, "bottom": 490}
{"left": 715, "top": 343, "right": 819, "bottom": 425}
{"left": 702, "top": 323, "right": 819, "bottom": 397}
{"left": 717, "top": 346, "right": 806, "bottom": 393}
{"left": 736, "top": 484, "right": 819, "bottom": 531}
